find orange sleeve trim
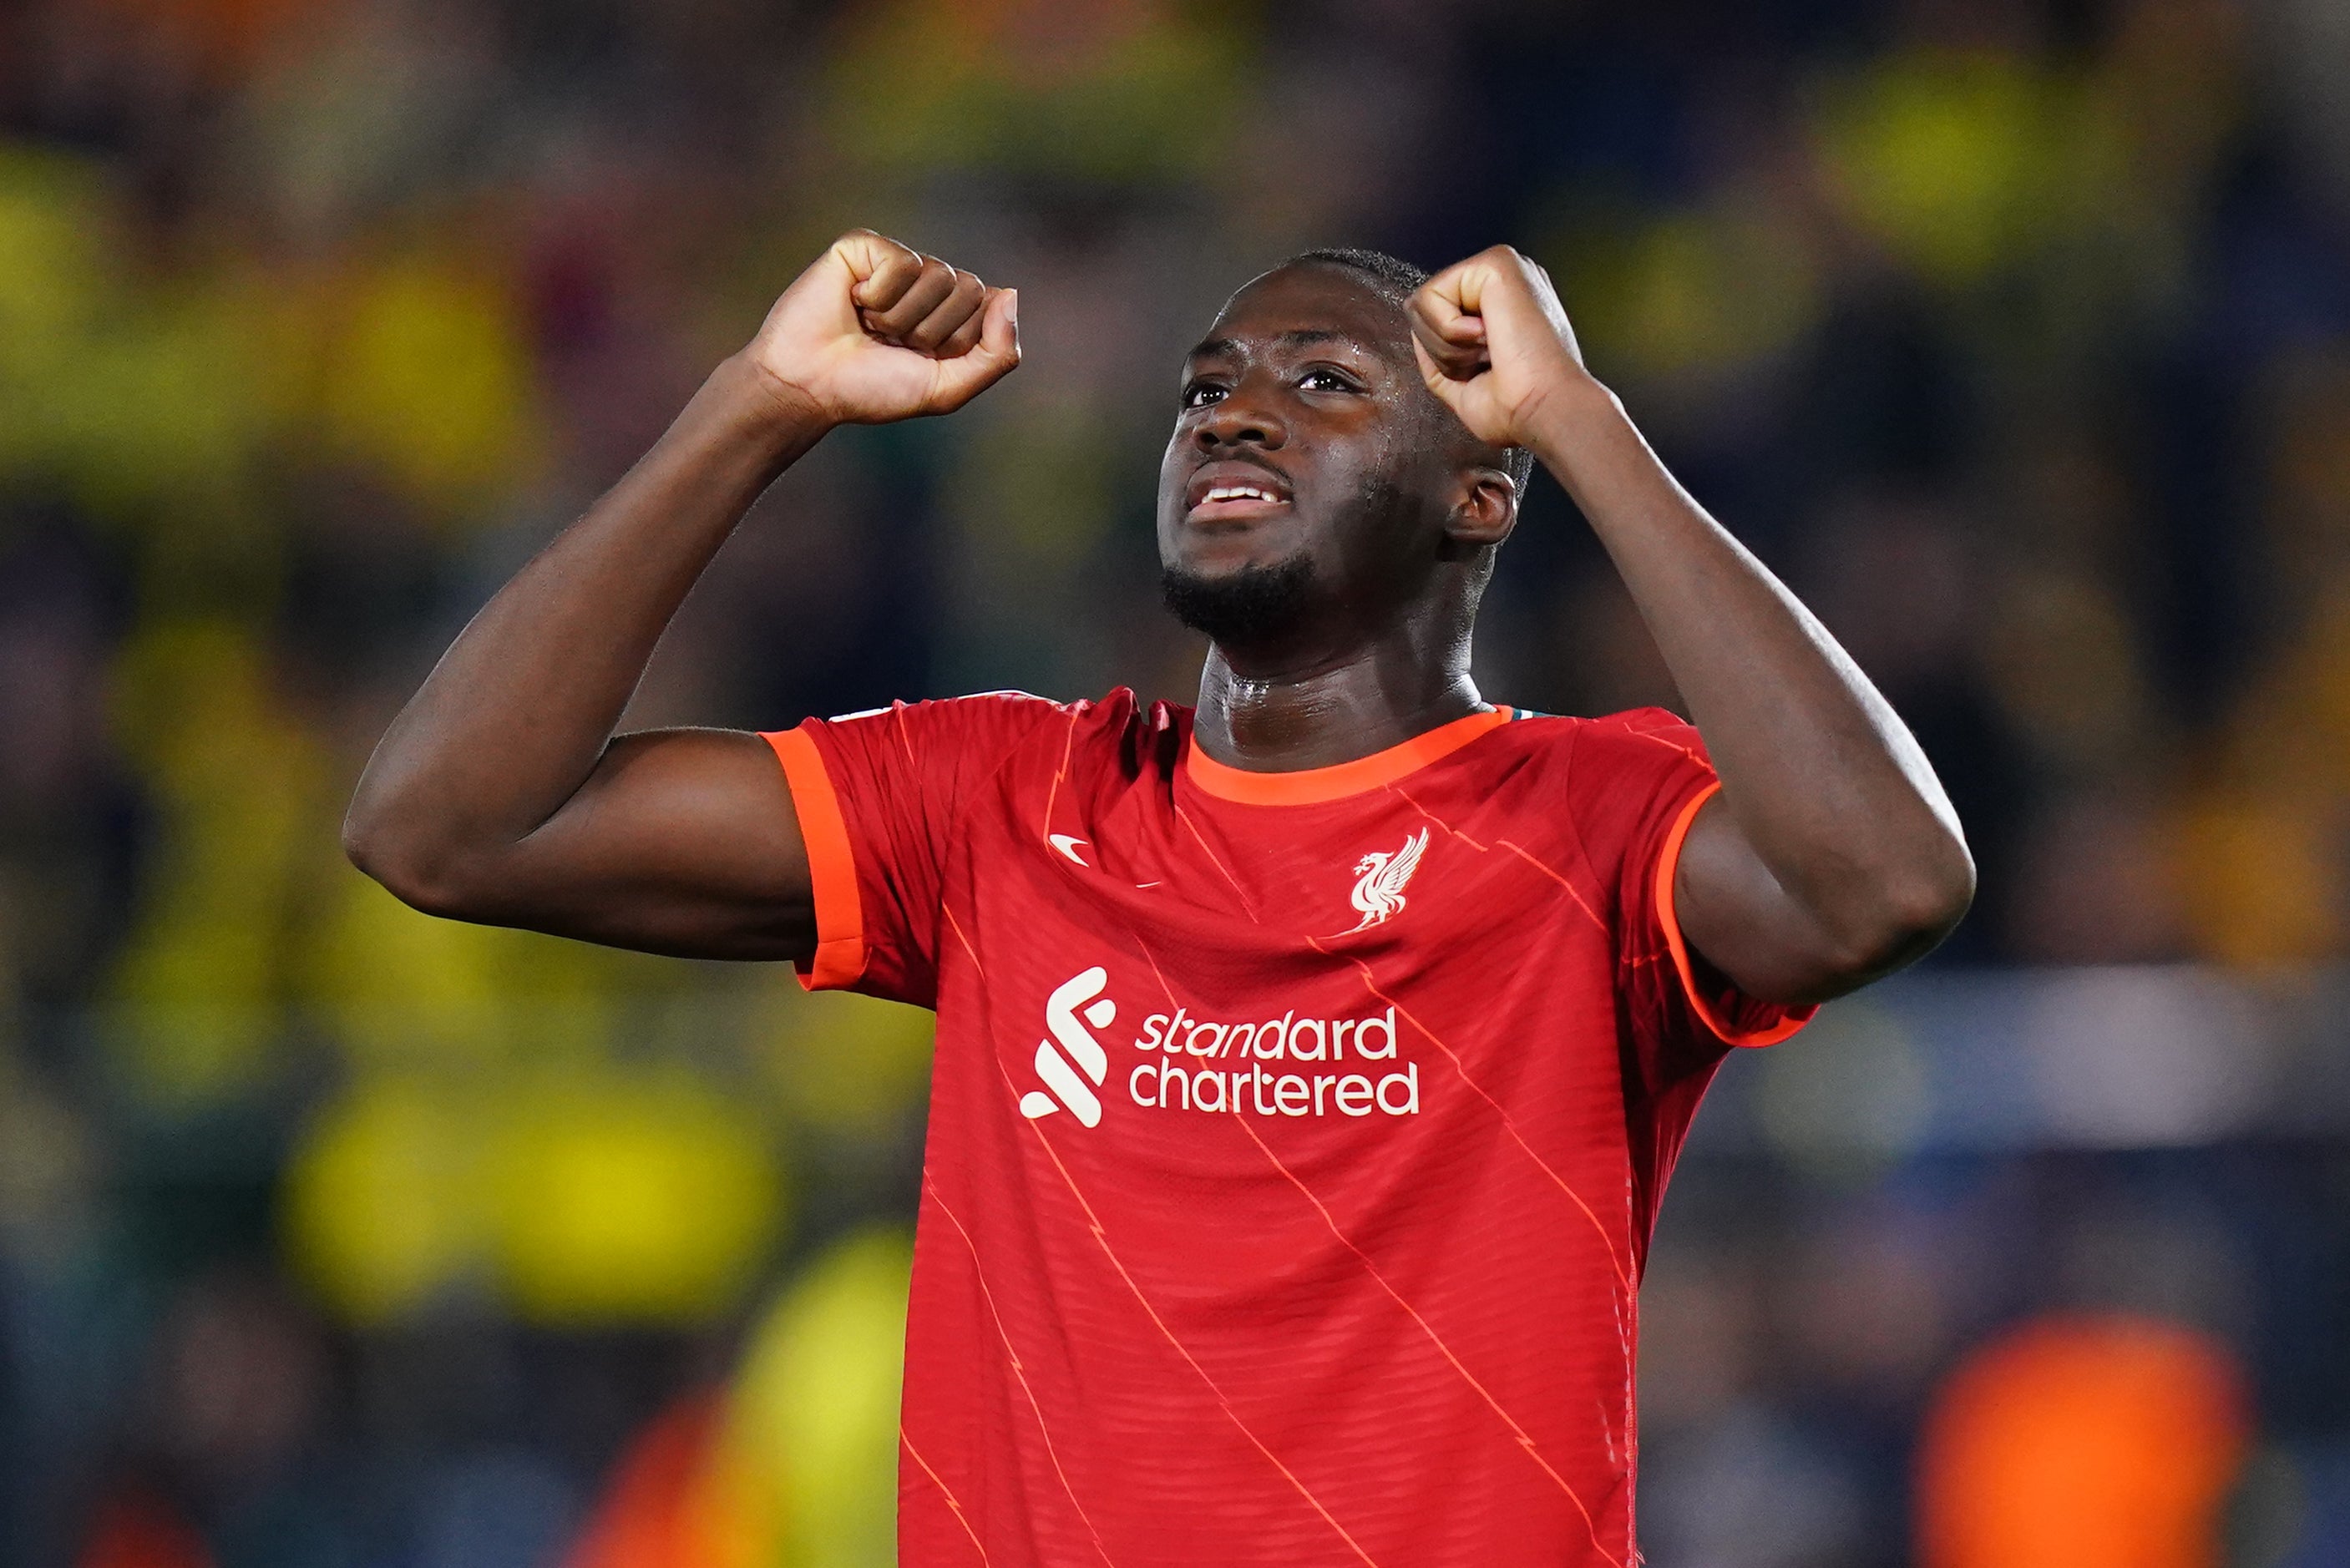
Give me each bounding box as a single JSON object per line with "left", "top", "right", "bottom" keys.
{"left": 763, "top": 726, "right": 868, "bottom": 991}
{"left": 1655, "top": 782, "right": 1813, "bottom": 1049}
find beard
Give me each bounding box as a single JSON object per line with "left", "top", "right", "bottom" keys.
{"left": 1159, "top": 554, "right": 1316, "bottom": 647}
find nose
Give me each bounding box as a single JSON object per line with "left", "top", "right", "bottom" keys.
{"left": 1193, "top": 378, "right": 1288, "bottom": 451}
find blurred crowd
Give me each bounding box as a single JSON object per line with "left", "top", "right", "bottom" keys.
{"left": 3, "top": 0, "right": 2349, "bottom": 1563}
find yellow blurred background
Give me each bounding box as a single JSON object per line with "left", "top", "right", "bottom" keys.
{"left": 4, "top": 0, "right": 2350, "bottom": 1563}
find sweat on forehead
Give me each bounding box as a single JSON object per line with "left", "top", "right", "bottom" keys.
{"left": 1197, "top": 264, "right": 1424, "bottom": 368}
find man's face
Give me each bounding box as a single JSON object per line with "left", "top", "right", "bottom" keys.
{"left": 1157, "top": 265, "right": 1473, "bottom": 645}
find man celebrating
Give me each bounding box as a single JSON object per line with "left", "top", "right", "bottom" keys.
{"left": 346, "top": 231, "right": 1972, "bottom": 1564}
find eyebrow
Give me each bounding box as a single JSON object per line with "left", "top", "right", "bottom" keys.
{"left": 1186, "top": 327, "right": 1362, "bottom": 362}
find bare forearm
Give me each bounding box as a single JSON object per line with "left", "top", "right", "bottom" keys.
{"left": 340, "top": 232, "right": 1015, "bottom": 953}
{"left": 1526, "top": 379, "right": 1973, "bottom": 961}
{"left": 345, "top": 355, "right": 825, "bottom": 889}
{"left": 1403, "top": 244, "right": 1969, "bottom": 989}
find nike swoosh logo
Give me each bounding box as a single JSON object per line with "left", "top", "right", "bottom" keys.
{"left": 1048, "top": 834, "right": 1090, "bottom": 867}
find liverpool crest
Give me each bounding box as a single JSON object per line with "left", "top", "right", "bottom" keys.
{"left": 1349, "top": 828, "right": 1429, "bottom": 931}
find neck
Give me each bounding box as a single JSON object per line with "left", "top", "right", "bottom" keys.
{"left": 1189, "top": 615, "right": 1486, "bottom": 771}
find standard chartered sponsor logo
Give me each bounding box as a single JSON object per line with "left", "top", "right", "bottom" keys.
{"left": 1128, "top": 1004, "right": 1419, "bottom": 1119}
{"left": 1017, "top": 968, "right": 1422, "bottom": 1126}
{"left": 1018, "top": 967, "right": 1117, "bottom": 1126}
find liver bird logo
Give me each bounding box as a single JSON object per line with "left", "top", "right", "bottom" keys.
{"left": 1349, "top": 827, "right": 1429, "bottom": 931}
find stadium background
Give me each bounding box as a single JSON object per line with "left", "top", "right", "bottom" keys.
{"left": 1, "top": 0, "right": 2346, "bottom": 1561}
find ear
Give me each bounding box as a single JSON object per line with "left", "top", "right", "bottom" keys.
{"left": 1443, "top": 468, "right": 1518, "bottom": 550}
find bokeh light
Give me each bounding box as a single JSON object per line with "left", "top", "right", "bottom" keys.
{"left": 4, "top": 0, "right": 2350, "bottom": 1562}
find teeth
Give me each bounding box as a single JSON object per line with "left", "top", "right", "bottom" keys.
{"left": 1204, "top": 485, "right": 1277, "bottom": 503}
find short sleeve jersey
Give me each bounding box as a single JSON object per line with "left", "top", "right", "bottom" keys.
{"left": 763, "top": 690, "right": 1812, "bottom": 1567}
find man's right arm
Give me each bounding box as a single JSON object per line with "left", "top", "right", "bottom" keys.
{"left": 341, "top": 231, "right": 1020, "bottom": 961}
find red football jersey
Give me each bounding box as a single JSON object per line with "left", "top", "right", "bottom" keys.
{"left": 762, "top": 690, "right": 1812, "bottom": 1566}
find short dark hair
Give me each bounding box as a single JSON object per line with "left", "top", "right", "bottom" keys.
{"left": 1287, "top": 245, "right": 1430, "bottom": 306}
{"left": 1282, "top": 247, "right": 1537, "bottom": 497}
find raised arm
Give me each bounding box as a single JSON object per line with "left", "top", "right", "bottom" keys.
{"left": 342, "top": 231, "right": 1019, "bottom": 959}
{"left": 1408, "top": 246, "right": 1973, "bottom": 1004}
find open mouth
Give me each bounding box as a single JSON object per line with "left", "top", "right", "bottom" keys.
{"left": 1185, "top": 465, "right": 1294, "bottom": 524}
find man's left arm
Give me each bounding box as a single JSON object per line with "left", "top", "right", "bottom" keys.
{"left": 1410, "top": 246, "right": 1975, "bottom": 1005}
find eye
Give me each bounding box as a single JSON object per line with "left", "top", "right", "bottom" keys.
{"left": 1299, "top": 367, "right": 1359, "bottom": 392}
{"left": 1182, "top": 380, "right": 1228, "bottom": 409}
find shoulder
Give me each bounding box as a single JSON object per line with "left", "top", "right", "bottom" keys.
{"left": 1021, "top": 688, "right": 1192, "bottom": 782}
{"left": 925, "top": 687, "right": 1180, "bottom": 748}
{"left": 1568, "top": 706, "right": 1709, "bottom": 767}
{"left": 809, "top": 689, "right": 1071, "bottom": 751}
{"left": 813, "top": 687, "right": 1184, "bottom": 777}
{"left": 1495, "top": 705, "right": 1707, "bottom": 769}
{"left": 1494, "top": 706, "right": 1717, "bottom": 827}
{"left": 823, "top": 689, "right": 1069, "bottom": 727}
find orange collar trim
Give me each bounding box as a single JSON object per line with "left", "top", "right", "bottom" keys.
{"left": 1184, "top": 707, "right": 1514, "bottom": 806}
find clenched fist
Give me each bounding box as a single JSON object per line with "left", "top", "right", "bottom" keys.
{"left": 744, "top": 230, "right": 1020, "bottom": 427}
{"left": 1406, "top": 246, "right": 1596, "bottom": 453}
